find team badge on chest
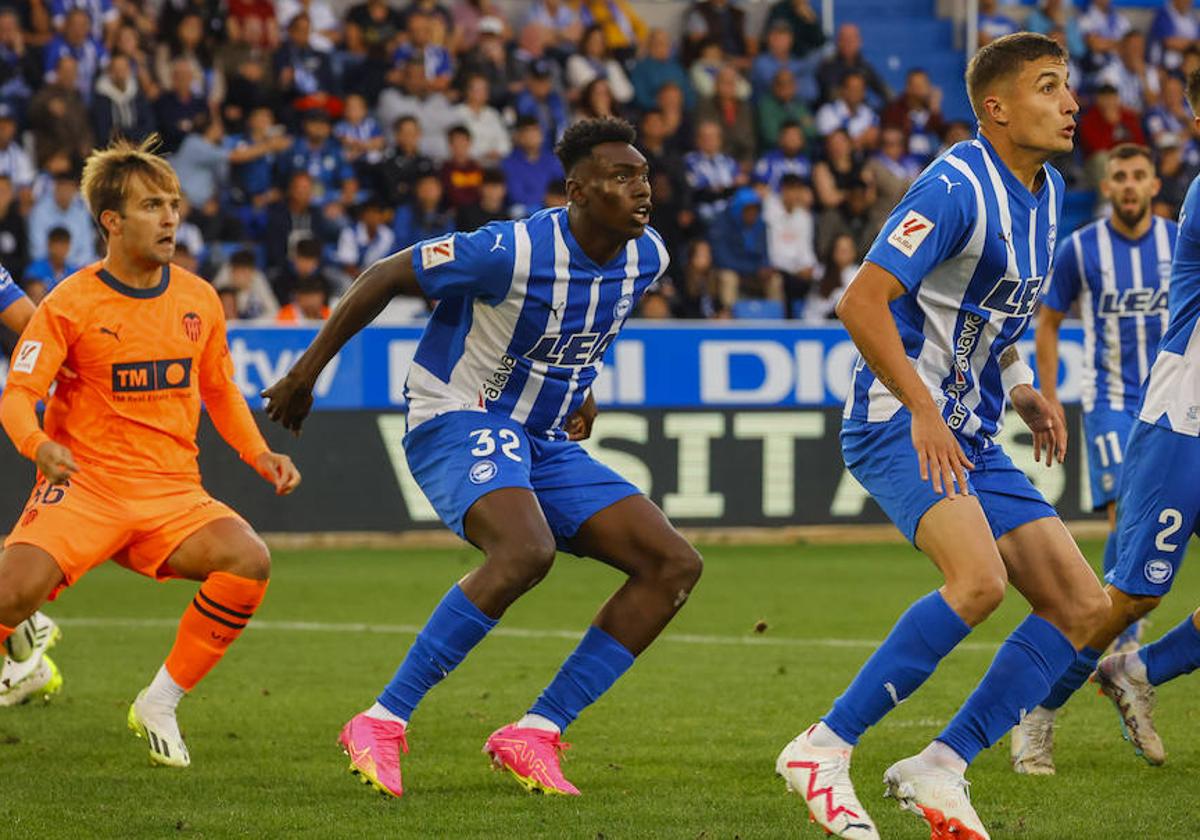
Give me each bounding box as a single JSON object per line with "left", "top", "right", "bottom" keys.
{"left": 182, "top": 311, "right": 202, "bottom": 343}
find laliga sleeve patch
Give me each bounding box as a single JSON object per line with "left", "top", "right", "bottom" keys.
{"left": 887, "top": 210, "right": 935, "bottom": 257}
{"left": 11, "top": 340, "right": 42, "bottom": 374}
{"left": 420, "top": 237, "right": 456, "bottom": 269}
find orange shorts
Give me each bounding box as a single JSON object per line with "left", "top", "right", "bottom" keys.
{"left": 4, "top": 465, "right": 244, "bottom": 590}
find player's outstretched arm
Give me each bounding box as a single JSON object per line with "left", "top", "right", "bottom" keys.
{"left": 1034, "top": 305, "right": 1069, "bottom": 432}
{"left": 262, "top": 247, "right": 422, "bottom": 434}
{"left": 0, "top": 295, "right": 34, "bottom": 335}
{"left": 837, "top": 262, "right": 974, "bottom": 496}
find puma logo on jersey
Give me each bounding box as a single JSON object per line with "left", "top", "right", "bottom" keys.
{"left": 938, "top": 173, "right": 961, "bottom": 193}
{"left": 490, "top": 233, "right": 506, "bottom": 252}
{"left": 887, "top": 210, "right": 934, "bottom": 257}
{"left": 100, "top": 326, "right": 121, "bottom": 341}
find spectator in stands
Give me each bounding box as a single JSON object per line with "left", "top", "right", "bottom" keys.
{"left": 276, "top": 272, "right": 332, "bottom": 322}
{"left": 392, "top": 172, "right": 454, "bottom": 249}
{"left": 44, "top": 8, "right": 106, "bottom": 101}
{"left": 637, "top": 288, "right": 673, "bottom": 319}
{"left": 752, "top": 20, "right": 808, "bottom": 101}
{"left": 804, "top": 232, "right": 858, "bottom": 324}
{"left": 1149, "top": 0, "right": 1198, "bottom": 74}
{"left": 817, "top": 174, "right": 874, "bottom": 259}
{"left": 514, "top": 60, "right": 568, "bottom": 152}
{"left": 377, "top": 58, "right": 456, "bottom": 162}
{"left": 1153, "top": 134, "right": 1193, "bottom": 219}
{"left": 639, "top": 107, "right": 694, "bottom": 248}
{"left": 154, "top": 12, "right": 214, "bottom": 102}
{"left": 816, "top": 23, "right": 888, "bottom": 107}
{"left": 1145, "top": 73, "right": 1191, "bottom": 151}
{"left": 764, "top": 173, "right": 816, "bottom": 319}
{"left": 391, "top": 11, "right": 453, "bottom": 95}
{"left": 566, "top": 24, "right": 634, "bottom": 105}
{"left": 711, "top": 186, "right": 782, "bottom": 312}
{"left": 174, "top": 196, "right": 206, "bottom": 261}
{"left": 813, "top": 129, "right": 874, "bottom": 248}
{"left": 0, "top": 8, "right": 38, "bottom": 111}
{"left": 1079, "top": 83, "right": 1146, "bottom": 178}
{"left": 866, "top": 126, "right": 921, "bottom": 229}
{"left": 882, "top": 68, "right": 945, "bottom": 163}
{"left": 815, "top": 71, "right": 879, "bottom": 152}
{"left": 453, "top": 73, "right": 511, "bottom": 164}
{"left": 0, "top": 175, "right": 27, "bottom": 281}
{"left": 575, "top": 77, "right": 621, "bottom": 121}
{"left": 227, "top": 0, "right": 280, "bottom": 51}
{"left": 690, "top": 40, "right": 749, "bottom": 101}
{"left": 218, "top": 36, "right": 276, "bottom": 132}
{"left": 277, "top": 0, "right": 342, "bottom": 53}
{"left": 754, "top": 120, "right": 811, "bottom": 193}
{"left": 579, "top": 0, "right": 647, "bottom": 62}
{"left": 757, "top": 68, "right": 815, "bottom": 152}
{"left": 675, "top": 239, "right": 718, "bottom": 318}
{"left": 283, "top": 109, "right": 357, "bottom": 206}
{"left": 1099, "top": 30, "right": 1160, "bottom": 111}
{"left": 684, "top": 0, "right": 752, "bottom": 69}
{"left": 335, "top": 92, "right": 386, "bottom": 180}
{"left": 153, "top": 57, "right": 208, "bottom": 154}
{"left": 524, "top": 0, "right": 583, "bottom": 55}
{"left": 91, "top": 53, "right": 156, "bottom": 145}
{"left": 275, "top": 13, "right": 337, "bottom": 118}
{"left": 456, "top": 17, "right": 520, "bottom": 112}
{"left": 440, "top": 124, "right": 484, "bottom": 212}
{"left": 0, "top": 106, "right": 34, "bottom": 207}
{"left": 697, "top": 64, "right": 756, "bottom": 165}
{"left": 23, "top": 226, "right": 77, "bottom": 303}
{"left": 761, "top": 0, "right": 825, "bottom": 59}
{"left": 1079, "top": 0, "right": 1131, "bottom": 75}
{"left": 630, "top": 28, "right": 692, "bottom": 113}
{"left": 510, "top": 21, "right": 560, "bottom": 93}
{"left": 457, "top": 167, "right": 509, "bottom": 230}
{"left": 543, "top": 179, "right": 567, "bottom": 208}
{"left": 335, "top": 198, "right": 395, "bottom": 277}
{"left": 264, "top": 171, "right": 342, "bottom": 275}
{"left": 345, "top": 0, "right": 405, "bottom": 59}
{"left": 28, "top": 168, "right": 95, "bottom": 266}
{"left": 170, "top": 112, "right": 229, "bottom": 208}
{"left": 1025, "top": 0, "right": 1085, "bottom": 58}
{"left": 685, "top": 119, "right": 742, "bottom": 225}
{"left": 501, "top": 115, "right": 564, "bottom": 218}
{"left": 269, "top": 235, "right": 327, "bottom": 304}
{"left": 977, "top": 0, "right": 1019, "bottom": 47}
{"left": 377, "top": 115, "right": 437, "bottom": 207}
{"left": 226, "top": 106, "right": 291, "bottom": 211}
{"left": 216, "top": 284, "right": 240, "bottom": 321}
{"left": 28, "top": 54, "right": 93, "bottom": 164}
{"left": 211, "top": 248, "right": 280, "bottom": 320}
{"left": 656, "top": 81, "right": 693, "bottom": 150}
{"left": 50, "top": 0, "right": 119, "bottom": 44}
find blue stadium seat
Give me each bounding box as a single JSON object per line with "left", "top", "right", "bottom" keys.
{"left": 732, "top": 299, "right": 785, "bottom": 320}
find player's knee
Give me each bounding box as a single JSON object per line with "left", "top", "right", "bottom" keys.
{"left": 212, "top": 533, "right": 272, "bottom": 581}
{"left": 951, "top": 573, "right": 1007, "bottom": 619}
{"left": 487, "top": 536, "right": 557, "bottom": 593}
{"left": 1080, "top": 587, "right": 1114, "bottom": 630}
{"left": 1124, "top": 593, "right": 1162, "bottom": 623}
{"left": 655, "top": 543, "right": 703, "bottom": 598}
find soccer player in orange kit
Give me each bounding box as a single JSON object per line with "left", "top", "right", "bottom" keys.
{"left": 0, "top": 137, "right": 301, "bottom": 767}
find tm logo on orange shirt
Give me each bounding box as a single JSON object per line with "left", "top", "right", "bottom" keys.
{"left": 111, "top": 358, "right": 193, "bottom": 393}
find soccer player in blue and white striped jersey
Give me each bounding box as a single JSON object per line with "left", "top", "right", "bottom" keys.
{"left": 1031, "top": 69, "right": 1200, "bottom": 772}
{"left": 777, "top": 34, "right": 1109, "bottom": 840}
{"left": 262, "top": 118, "right": 703, "bottom": 799}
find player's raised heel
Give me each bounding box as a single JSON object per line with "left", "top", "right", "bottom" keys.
{"left": 483, "top": 723, "right": 580, "bottom": 796}
{"left": 883, "top": 755, "right": 990, "bottom": 840}
{"left": 1095, "top": 652, "right": 1166, "bottom": 765}
{"left": 338, "top": 712, "right": 407, "bottom": 798}
{"left": 775, "top": 725, "right": 879, "bottom": 840}
{"left": 0, "top": 654, "right": 62, "bottom": 706}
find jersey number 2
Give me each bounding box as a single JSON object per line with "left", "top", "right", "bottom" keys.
{"left": 1155, "top": 508, "right": 1184, "bottom": 552}
{"left": 470, "top": 428, "right": 523, "bottom": 462}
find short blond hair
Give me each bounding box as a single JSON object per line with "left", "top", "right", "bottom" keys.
{"left": 80, "top": 135, "right": 180, "bottom": 238}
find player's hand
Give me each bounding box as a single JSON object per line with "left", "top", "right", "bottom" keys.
{"left": 35, "top": 441, "right": 79, "bottom": 485}
{"left": 911, "top": 406, "right": 974, "bottom": 496}
{"left": 261, "top": 371, "right": 315, "bottom": 435}
{"left": 1011, "top": 384, "right": 1067, "bottom": 467}
{"left": 254, "top": 451, "right": 302, "bottom": 495}
{"left": 565, "top": 391, "right": 598, "bottom": 441}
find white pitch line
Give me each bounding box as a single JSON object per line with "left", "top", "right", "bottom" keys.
{"left": 52, "top": 617, "right": 1002, "bottom": 653}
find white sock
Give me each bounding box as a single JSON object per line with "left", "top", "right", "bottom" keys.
{"left": 920, "top": 740, "right": 968, "bottom": 776}
{"left": 516, "top": 713, "right": 561, "bottom": 733}
{"left": 807, "top": 721, "right": 853, "bottom": 750}
{"left": 1123, "top": 650, "right": 1149, "bottom": 682}
{"left": 363, "top": 701, "right": 408, "bottom": 727}
{"left": 144, "top": 665, "right": 186, "bottom": 711}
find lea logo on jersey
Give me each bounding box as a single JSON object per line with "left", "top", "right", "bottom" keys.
{"left": 980, "top": 273, "right": 1045, "bottom": 317}
{"left": 525, "top": 331, "right": 617, "bottom": 367}
{"left": 1097, "top": 288, "right": 1169, "bottom": 316}
{"left": 111, "top": 358, "right": 193, "bottom": 393}
{"left": 420, "top": 237, "right": 455, "bottom": 269}
{"left": 887, "top": 210, "right": 935, "bottom": 257}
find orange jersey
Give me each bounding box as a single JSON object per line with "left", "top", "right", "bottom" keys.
{"left": 0, "top": 261, "right": 269, "bottom": 479}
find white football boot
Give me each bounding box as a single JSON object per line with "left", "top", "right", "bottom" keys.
{"left": 1095, "top": 651, "right": 1166, "bottom": 765}
{"left": 4, "top": 611, "right": 62, "bottom": 663}
{"left": 128, "top": 689, "right": 191, "bottom": 768}
{"left": 0, "top": 654, "right": 63, "bottom": 706}
{"left": 776, "top": 725, "right": 880, "bottom": 839}
{"left": 1010, "top": 706, "right": 1057, "bottom": 775}
{"left": 884, "top": 753, "right": 990, "bottom": 840}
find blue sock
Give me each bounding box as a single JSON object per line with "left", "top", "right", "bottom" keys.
{"left": 1102, "top": 532, "right": 1119, "bottom": 576}
{"left": 938, "top": 615, "right": 1076, "bottom": 765}
{"left": 823, "top": 591, "right": 971, "bottom": 745}
{"left": 377, "top": 585, "right": 497, "bottom": 720}
{"left": 527, "top": 626, "right": 635, "bottom": 732}
{"left": 1040, "top": 646, "right": 1102, "bottom": 710}
{"left": 1140, "top": 615, "right": 1200, "bottom": 686}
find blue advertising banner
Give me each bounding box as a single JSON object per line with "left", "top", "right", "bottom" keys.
{"left": 214, "top": 322, "right": 1089, "bottom": 411}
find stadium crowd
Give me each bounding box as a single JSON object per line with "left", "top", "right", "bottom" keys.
{"left": 0, "top": 0, "right": 1197, "bottom": 322}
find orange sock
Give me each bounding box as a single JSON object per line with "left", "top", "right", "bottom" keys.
{"left": 164, "top": 572, "right": 268, "bottom": 690}
{"left": 0, "top": 621, "right": 13, "bottom": 649}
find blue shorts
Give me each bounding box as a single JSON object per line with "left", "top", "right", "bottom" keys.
{"left": 1108, "top": 421, "right": 1200, "bottom": 597}
{"left": 1082, "top": 406, "right": 1136, "bottom": 510}
{"left": 842, "top": 411, "right": 1057, "bottom": 545}
{"left": 404, "top": 410, "right": 640, "bottom": 548}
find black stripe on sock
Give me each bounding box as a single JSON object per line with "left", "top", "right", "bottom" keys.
{"left": 196, "top": 589, "right": 255, "bottom": 620}
{"left": 191, "top": 598, "right": 247, "bottom": 631}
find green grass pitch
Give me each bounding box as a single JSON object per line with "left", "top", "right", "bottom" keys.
{"left": 3, "top": 540, "right": 1199, "bottom": 839}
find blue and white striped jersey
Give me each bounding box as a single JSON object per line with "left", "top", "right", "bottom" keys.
{"left": 1139, "top": 176, "right": 1200, "bottom": 436}
{"left": 0, "top": 262, "right": 26, "bottom": 313}
{"left": 844, "top": 133, "right": 1064, "bottom": 444}
{"left": 1042, "top": 217, "right": 1175, "bottom": 413}
{"left": 406, "top": 207, "right": 669, "bottom": 438}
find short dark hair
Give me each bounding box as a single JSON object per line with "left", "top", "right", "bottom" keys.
{"left": 514, "top": 114, "right": 541, "bottom": 131}
{"left": 48, "top": 226, "right": 71, "bottom": 243}
{"left": 447, "top": 124, "right": 471, "bottom": 141}
{"left": 1108, "top": 143, "right": 1153, "bottom": 166}
{"left": 554, "top": 117, "right": 637, "bottom": 174}
{"left": 230, "top": 248, "right": 257, "bottom": 269}
{"left": 965, "top": 31, "right": 1066, "bottom": 120}
{"left": 294, "top": 237, "right": 322, "bottom": 260}
{"left": 481, "top": 167, "right": 506, "bottom": 186}
{"left": 1186, "top": 68, "right": 1200, "bottom": 113}
{"left": 779, "top": 173, "right": 805, "bottom": 189}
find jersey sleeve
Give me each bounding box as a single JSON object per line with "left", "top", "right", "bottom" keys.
{"left": 0, "top": 263, "right": 27, "bottom": 313}
{"left": 1041, "top": 234, "right": 1081, "bottom": 313}
{"left": 197, "top": 290, "right": 270, "bottom": 466}
{"left": 410, "top": 221, "right": 516, "bottom": 304}
{"left": 862, "top": 162, "right": 975, "bottom": 292}
{"left": 0, "top": 296, "right": 73, "bottom": 459}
